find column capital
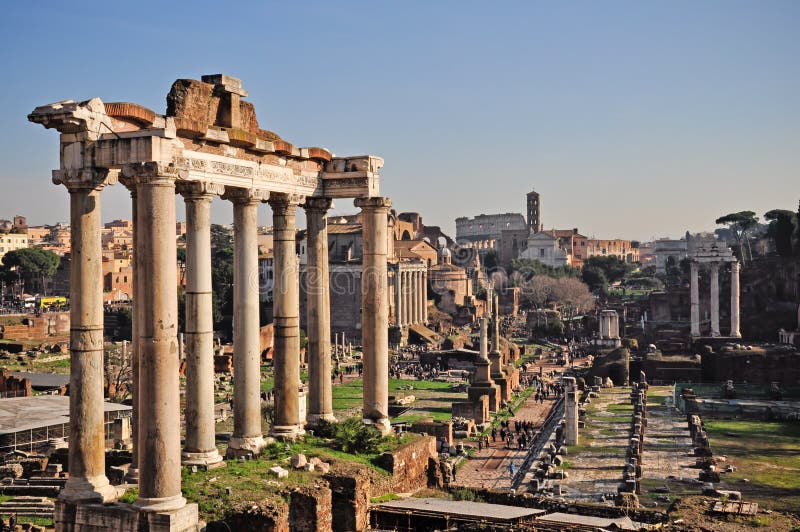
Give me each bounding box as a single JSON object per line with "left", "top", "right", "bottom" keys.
{"left": 354, "top": 196, "right": 391, "bottom": 211}
{"left": 53, "top": 168, "right": 117, "bottom": 192}
{"left": 177, "top": 180, "right": 226, "bottom": 200}
{"left": 269, "top": 192, "right": 304, "bottom": 207}
{"left": 222, "top": 186, "right": 269, "bottom": 205}
{"left": 121, "top": 162, "right": 182, "bottom": 186}
{"left": 730, "top": 260, "right": 740, "bottom": 272}
{"left": 303, "top": 197, "right": 333, "bottom": 212}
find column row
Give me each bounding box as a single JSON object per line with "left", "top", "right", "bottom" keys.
{"left": 689, "top": 260, "right": 741, "bottom": 338}
{"left": 395, "top": 269, "right": 428, "bottom": 327}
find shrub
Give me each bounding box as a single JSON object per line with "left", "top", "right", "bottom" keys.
{"left": 329, "top": 417, "right": 383, "bottom": 455}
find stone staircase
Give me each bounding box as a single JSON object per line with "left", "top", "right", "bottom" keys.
{"left": 0, "top": 495, "right": 55, "bottom": 517}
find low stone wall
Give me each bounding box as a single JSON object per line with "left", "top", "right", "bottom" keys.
{"left": 373, "top": 435, "right": 437, "bottom": 493}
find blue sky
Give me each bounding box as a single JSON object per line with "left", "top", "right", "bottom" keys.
{"left": 1, "top": 1, "right": 797, "bottom": 241}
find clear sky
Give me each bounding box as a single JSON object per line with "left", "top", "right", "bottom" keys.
{"left": 1, "top": 1, "right": 797, "bottom": 241}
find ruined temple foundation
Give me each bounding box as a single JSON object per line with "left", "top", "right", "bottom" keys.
{"left": 466, "top": 318, "right": 501, "bottom": 413}
{"left": 31, "top": 73, "right": 389, "bottom": 530}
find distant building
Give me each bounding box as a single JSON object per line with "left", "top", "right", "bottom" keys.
{"left": 526, "top": 190, "right": 542, "bottom": 233}
{"left": 518, "top": 232, "right": 569, "bottom": 268}
{"left": 455, "top": 213, "right": 527, "bottom": 246}
{"left": 585, "top": 238, "right": 639, "bottom": 263}
{"left": 0, "top": 233, "right": 28, "bottom": 263}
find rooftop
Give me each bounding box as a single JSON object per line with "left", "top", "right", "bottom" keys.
{"left": 0, "top": 395, "right": 131, "bottom": 434}
{"left": 376, "top": 497, "right": 545, "bottom": 521}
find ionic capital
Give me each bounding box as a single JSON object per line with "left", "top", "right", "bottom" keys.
{"left": 354, "top": 196, "right": 391, "bottom": 212}
{"left": 177, "top": 180, "right": 226, "bottom": 200}
{"left": 222, "top": 186, "right": 269, "bottom": 205}
{"left": 53, "top": 167, "right": 118, "bottom": 192}
{"left": 303, "top": 197, "right": 333, "bottom": 213}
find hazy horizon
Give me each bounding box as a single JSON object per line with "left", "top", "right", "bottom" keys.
{"left": 1, "top": 1, "right": 797, "bottom": 241}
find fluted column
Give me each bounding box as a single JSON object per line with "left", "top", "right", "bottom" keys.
{"left": 131, "top": 165, "right": 186, "bottom": 512}
{"left": 422, "top": 271, "right": 428, "bottom": 324}
{"left": 180, "top": 182, "right": 224, "bottom": 465}
{"left": 225, "top": 188, "right": 268, "bottom": 454}
{"left": 710, "top": 262, "right": 720, "bottom": 337}
{"left": 305, "top": 198, "right": 335, "bottom": 426}
{"left": 55, "top": 169, "right": 116, "bottom": 503}
{"left": 269, "top": 193, "right": 305, "bottom": 439}
{"left": 401, "top": 271, "right": 409, "bottom": 325}
{"left": 395, "top": 268, "right": 403, "bottom": 328}
{"left": 414, "top": 271, "right": 422, "bottom": 325}
{"left": 690, "top": 261, "right": 700, "bottom": 337}
{"left": 356, "top": 197, "right": 391, "bottom": 434}
{"left": 730, "top": 261, "right": 741, "bottom": 338}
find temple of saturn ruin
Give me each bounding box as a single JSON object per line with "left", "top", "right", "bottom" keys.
{"left": 28, "top": 74, "right": 391, "bottom": 531}
{"left": 689, "top": 242, "right": 741, "bottom": 338}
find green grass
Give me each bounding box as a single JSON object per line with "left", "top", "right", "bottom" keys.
{"left": 704, "top": 419, "right": 800, "bottom": 512}
{"left": 370, "top": 493, "right": 400, "bottom": 503}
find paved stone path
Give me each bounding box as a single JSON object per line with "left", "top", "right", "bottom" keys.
{"left": 561, "top": 387, "right": 631, "bottom": 502}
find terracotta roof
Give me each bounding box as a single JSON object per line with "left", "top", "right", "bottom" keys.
{"left": 327, "top": 224, "right": 361, "bottom": 235}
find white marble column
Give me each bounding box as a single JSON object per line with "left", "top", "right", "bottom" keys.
{"left": 305, "top": 198, "right": 335, "bottom": 426}
{"left": 415, "top": 271, "right": 423, "bottom": 325}
{"left": 356, "top": 197, "right": 391, "bottom": 434}
{"left": 226, "top": 188, "right": 267, "bottom": 454}
{"left": 730, "top": 261, "right": 741, "bottom": 338}
{"left": 710, "top": 261, "right": 720, "bottom": 337}
{"left": 180, "top": 182, "right": 223, "bottom": 465}
{"left": 269, "top": 193, "right": 305, "bottom": 439}
{"left": 395, "top": 268, "right": 403, "bottom": 328}
{"left": 402, "top": 271, "right": 411, "bottom": 325}
{"left": 422, "top": 271, "right": 428, "bottom": 324}
{"left": 56, "top": 169, "right": 116, "bottom": 503}
{"left": 690, "top": 261, "right": 700, "bottom": 337}
{"left": 133, "top": 167, "right": 186, "bottom": 512}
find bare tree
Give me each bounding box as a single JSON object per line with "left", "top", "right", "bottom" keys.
{"left": 104, "top": 343, "right": 132, "bottom": 403}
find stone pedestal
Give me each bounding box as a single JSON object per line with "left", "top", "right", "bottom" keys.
{"left": 227, "top": 188, "right": 267, "bottom": 454}
{"left": 356, "top": 197, "right": 391, "bottom": 434}
{"left": 57, "top": 171, "right": 116, "bottom": 503}
{"left": 305, "top": 198, "right": 335, "bottom": 426}
{"left": 180, "top": 183, "right": 223, "bottom": 466}
{"left": 56, "top": 499, "right": 200, "bottom": 532}
{"left": 269, "top": 193, "right": 305, "bottom": 440}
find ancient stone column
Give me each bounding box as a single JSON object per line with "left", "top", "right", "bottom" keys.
{"left": 395, "top": 268, "right": 403, "bottom": 328}
{"left": 690, "top": 261, "right": 700, "bottom": 337}
{"left": 56, "top": 169, "right": 116, "bottom": 503}
{"left": 123, "top": 184, "right": 140, "bottom": 483}
{"left": 564, "top": 377, "right": 579, "bottom": 446}
{"left": 305, "top": 198, "right": 335, "bottom": 426}
{"left": 422, "top": 271, "right": 428, "bottom": 324}
{"left": 133, "top": 166, "right": 186, "bottom": 512}
{"left": 403, "top": 271, "right": 411, "bottom": 325}
{"left": 730, "top": 261, "right": 741, "bottom": 338}
{"left": 710, "top": 261, "right": 720, "bottom": 337}
{"left": 356, "top": 197, "right": 391, "bottom": 434}
{"left": 414, "top": 270, "right": 422, "bottom": 325}
{"left": 270, "top": 193, "right": 305, "bottom": 439}
{"left": 226, "top": 188, "right": 268, "bottom": 453}
{"left": 180, "top": 182, "right": 223, "bottom": 465}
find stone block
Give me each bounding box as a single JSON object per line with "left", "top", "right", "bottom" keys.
{"left": 270, "top": 466, "right": 289, "bottom": 478}
{"left": 290, "top": 453, "right": 308, "bottom": 469}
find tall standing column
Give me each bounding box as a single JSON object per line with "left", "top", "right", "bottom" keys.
{"left": 226, "top": 188, "right": 268, "bottom": 453}
{"left": 730, "top": 261, "right": 741, "bottom": 338}
{"left": 133, "top": 166, "right": 186, "bottom": 512}
{"left": 356, "top": 197, "right": 392, "bottom": 434}
{"left": 690, "top": 261, "right": 700, "bottom": 337}
{"left": 56, "top": 169, "right": 116, "bottom": 503}
{"left": 269, "top": 193, "right": 305, "bottom": 439}
{"left": 403, "top": 271, "right": 411, "bottom": 325}
{"left": 180, "top": 183, "right": 223, "bottom": 465}
{"left": 122, "top": 183, "right": 140, "bottom": 483}
{"left": 415, "top": 271, "right": 423, "bottom": 325}
{"left": 710, "top": 261, "right": 720, "bottom": 337}
{"left": 395, "top": 268, "right": 403, "bottom": 327}
{"left": 422, "top": 271, "right": 428, "bottom": 324}
{"left": 305, "top": 198, "right": 335, "bottom": 426}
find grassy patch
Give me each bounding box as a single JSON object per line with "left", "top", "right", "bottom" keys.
{"left": 370, "top": 493, "right": 400, "bottom": 503}
{"left": 704, "top": 419, "right": 800, "bottom": 512}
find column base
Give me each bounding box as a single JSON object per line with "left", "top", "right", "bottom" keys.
{"left": 226, "top": 435, "right": 267, "bottom": 457}
{"left": 57, "top": 499, "right": 200, "bottom": 532}
{"left": 133, "top": 494, "right": 188, "bottom": 513}
{"left": 124, "top": 467, "right": 140, "bottom": 484}
{"left": 306, "top": 413, "right": 337, "bottom": 427}
{"left": 269, "top": 425, "right": 306, "bottom": 441}
{"left": 60, "top": 475, "right": 119, "bottom": 503}
{"left": 181, "top": 449, "right": 224, "bottom": 467}
{"left": 362, "top": 417, "right": 392, "bottom": 436}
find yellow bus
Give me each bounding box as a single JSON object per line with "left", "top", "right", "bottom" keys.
{"left": 37, "top": 296, "right": 68, "bottom": 310}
